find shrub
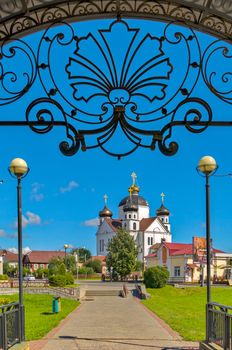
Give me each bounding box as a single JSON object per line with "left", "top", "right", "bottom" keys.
{"left": 85, "top": 259, "right": 102, "bottom": 273}
{"left": 49, "top": 274, "right": 66, "bottom": 287}
{"left": 0, "top": 297, "right": 10, "bottom": 305}
{"left": 78, "top": 267, "right": 94, "bottom": 275}
{"left": 144, "top": 266, "right": 169, "bottom": 288}
{"left": 65, "top": 272, "right": 74, "bottom": 285}
{"left": 0, "top": 274, "right": 8, "bottom": 280}
{"left": 58, "top": 263, "right": 66, "bottom": 275}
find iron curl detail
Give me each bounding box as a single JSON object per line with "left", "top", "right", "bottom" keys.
{"left": 0, "top": 38, "right": 37, "bottom": 105}
{"left": 202, "top": 40, "right": 232, "bottom": 104}
{"left": 26, "top": 98, "right": 80, "bottom": 156}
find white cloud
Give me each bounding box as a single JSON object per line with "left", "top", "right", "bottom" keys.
{"left": 82, "top": 217, "right": 99, "bottom": 227}
{"left": 7, "top": 246, "right": 32, "bottom": 254}
{"left": 15, "top": 211, "right": 41, "bottom": 229}
{"left": 60, "top": 180, "right": 79, "bottom": 194}
{"left": 8, "top": 247, "right": 18, "bottom": 254}
{"left": 23, "top": 246, "right": 31, "bottom": 254}
{"left": 30, "top": 183, "right": 44, "bottom": 202}
{"left": 26, "top": 211, "right": 41, "bottom": 225}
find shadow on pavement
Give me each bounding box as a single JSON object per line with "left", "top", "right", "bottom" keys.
{"left": 58, "top": 336, "right": 199, "bottom": 349}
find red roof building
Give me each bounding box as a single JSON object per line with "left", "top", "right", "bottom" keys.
{"left": 23, "top": 250, "right": 66, "bottom": 272}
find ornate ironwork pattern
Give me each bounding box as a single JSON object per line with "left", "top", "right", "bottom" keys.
{"left": 0, "top": 17, "right": 231, "bottom": 158}
{"left": 1, "top": 1, "right": 232, "bottom": 41}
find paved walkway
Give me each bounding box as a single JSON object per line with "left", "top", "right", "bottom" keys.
{"left": 29, "top": 294, "right": 199, "bottom": 350}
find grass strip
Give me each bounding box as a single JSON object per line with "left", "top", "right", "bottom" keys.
{"left": 142, "top": 285, "right": 232, "bottom": 341}
{"left": 0, "top": 294, "right": 79, "bottom": 340}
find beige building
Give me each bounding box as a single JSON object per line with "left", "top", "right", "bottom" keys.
{"left": 145, "top": 240, "right": 232, "bottom": 283}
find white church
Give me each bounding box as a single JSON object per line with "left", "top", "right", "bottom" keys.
{"left": 96, "top": 173, "right": 172, "bottom": 262}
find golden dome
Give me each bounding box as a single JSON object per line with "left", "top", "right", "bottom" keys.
{"left": 99, "top": 206, "right": 113, "bottom": 218}
{"left": 128, "top": 184, "right": 140, "bottom": 194}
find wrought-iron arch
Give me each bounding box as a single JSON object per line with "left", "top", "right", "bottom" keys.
{"left": 0, "top": 0, "right": 232, "bottom": 159}
{"left": 2, "top": 1, "right": 232, "bottom": 42}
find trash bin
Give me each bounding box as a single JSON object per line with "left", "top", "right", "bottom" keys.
{"left": 52, "top": 297, "right": 61, "bottom": 313}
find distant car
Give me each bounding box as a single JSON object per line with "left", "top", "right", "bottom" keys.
{"left": 23, "top": 275, "right": 35, "bottom": 281}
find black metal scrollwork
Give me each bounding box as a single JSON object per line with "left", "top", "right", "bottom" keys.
{"left": 0, "top": 17, "right": 231, "bottom": 158}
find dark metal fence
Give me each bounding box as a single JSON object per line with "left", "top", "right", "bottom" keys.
{"left": 207, "top": 302, "right": 232, "bottom": 350}
{"left": 0, "top": 302, "right": 20, "bottom": 350}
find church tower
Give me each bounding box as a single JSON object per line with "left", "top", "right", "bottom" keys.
{"left": 118, "top": 172, "right": 150, "bottom": 221}
{"left": 99, "top": 194, "right": 113, "bottom": 224}
{"left": 156, "top": 192, "right": 171, "bottom": 233}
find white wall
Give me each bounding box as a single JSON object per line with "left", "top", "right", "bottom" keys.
{"left": 118, "top": 205, "right": 149, "bottom": 220}
{"left": 96, "top": 220, "right": 116, "bottom": 256}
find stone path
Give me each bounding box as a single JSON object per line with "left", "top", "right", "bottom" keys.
{"left": 29, "top": 293, "right": 199, "bottom": 350}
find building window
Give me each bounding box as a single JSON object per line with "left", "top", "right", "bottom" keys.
{"left": 148, "top": 237, "right": 150, "bottom": 245}
{"left": 34, "top": 264, "right": 38, "bottom": 269}
{"left": 151, "top": 237, "right": 153, "bottom": 245}
{"left": 174, "top": 266, "right": 181, "bottom": 277}
{"left": 134, "top": 214, "right": 136, "bottom": 219}
{"left": 129, "top": 214, "right": 131, "bottom": 219}
{"left": 100, "top": 239, "right": 104, "bottom": 252}
{"left": 133, "top": 222, "right": 136, "bottom": 230}
{"left": 40, "top": 264, "right": 44, "bottom": 268}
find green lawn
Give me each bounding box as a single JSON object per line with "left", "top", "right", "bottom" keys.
{"left": 0, "top": 294, "right": 79, "bottom": 340}
{"left": 142, "top": 286, "right": 232, "bottom": 342}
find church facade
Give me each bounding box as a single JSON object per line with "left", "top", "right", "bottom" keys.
{"left": 96, "top": 173, "right": 172, "bottom": 262}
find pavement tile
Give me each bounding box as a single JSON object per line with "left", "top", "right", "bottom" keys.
{"left": 29, "top": 289, "right": 199, "bottom": 350}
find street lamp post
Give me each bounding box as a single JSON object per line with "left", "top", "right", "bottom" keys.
{"left": 64, "top": 244, "right": 69, "bottom": 268}
{"left": 197, "top": 155, "right": 217, "bottom": 303}
{"left": 9, "top": 158, "right": 29, "bottom": 342}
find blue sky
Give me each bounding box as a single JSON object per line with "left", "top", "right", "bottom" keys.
{"left": 0, "top": 19, "right": 231, "bottom": 254}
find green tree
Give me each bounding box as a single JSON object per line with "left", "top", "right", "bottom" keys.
{"left": 85, "top": 259, "right": 102, "bottom": 273}
{"left": 106, "top": 229, "right": 138, "bottom": 280}
{"left": 144, "top": 266, "right": 169, "bottom": 288}
{"left": 23, "top": 267, "right": 30, "bottom": 277}
{"left": 65, "top": 255, "right": 76, "bottom": 272}
{"left": 71, "top": 247, "right": 91, "bottom": 263}
{"left": 59, "top": 263, "right": 66, "bottom": 275}
{"left": 135, "top": 260, "right": 143, "bottom": 272}
{"left": 48, "top": 256, "right": 64, "bottom": 276}
{"left": 3, "top": 262, "right": 17, "bottom": 277}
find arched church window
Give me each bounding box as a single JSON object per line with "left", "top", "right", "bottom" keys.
{"left": 134, "top": 214, "right": 136, "bottom": 219}
{"left": 133, "top": 222, "right": 136, "bottom": 230}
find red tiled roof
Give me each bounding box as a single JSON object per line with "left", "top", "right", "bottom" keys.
{"left": 145, "top": 253, "right": 157, "bottom": 258}
{"left": 90, "top": 256, "right": 106, "bottom": 262}
{"left": 163, "top": 242, "right": 192, "bottom": 256}
{"left": 25, "top": 251, "right": 66, "bottom": 264}
{"left": 164, "top": 243, "right": 224, "bottom": 256}
{"left": 140, "top": 218, "right": 155, "bottom": 231}
{"left": 105, "top": 218, "right": 122, "bottom": 232}
{"left": 4, "top": 251, "right": 18, "bottom": 262}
